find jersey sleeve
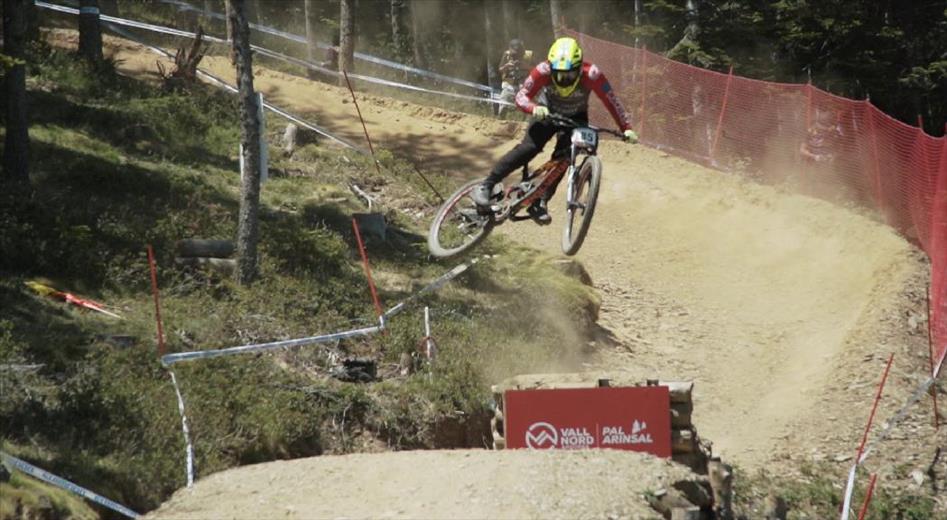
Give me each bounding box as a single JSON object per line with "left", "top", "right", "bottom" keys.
{"left": 585, "top": 64, "right": 632, "bottom": 131}
{"left": 515, "top": 63, "right": 551, "bottom": 115}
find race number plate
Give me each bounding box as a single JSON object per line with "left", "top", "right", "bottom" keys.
{"left": 571, "top": 127, "right": 598, "bottom": 149}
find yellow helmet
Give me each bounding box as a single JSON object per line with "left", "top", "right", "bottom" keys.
{"left": 547, "top": 37, "right": 583, "bottom": 96}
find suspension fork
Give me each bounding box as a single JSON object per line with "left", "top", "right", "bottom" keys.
{"left": 565, "top": 144, "right": 581, "bottom": 210}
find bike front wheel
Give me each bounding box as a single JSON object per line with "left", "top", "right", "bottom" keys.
{"left": 428, "top": 179, "right": 496, "bottom": 258}
{"left": 561, "top": 156, "right": 602, "bottom": 256}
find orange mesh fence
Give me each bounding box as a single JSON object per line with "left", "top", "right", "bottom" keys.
{"left": 569, "top": 30, "right": 947, "bottom": 373}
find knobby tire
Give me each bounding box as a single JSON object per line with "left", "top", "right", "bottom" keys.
{"left": 428, "top": 179, "right": 495, "bottom": 258}
{"left": 561, "top": 156, "right": 602, "bottom": 256}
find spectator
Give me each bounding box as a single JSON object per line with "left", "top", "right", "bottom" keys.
{"left": 799, "top": 109, "right": 845, "bottom": 199}
{"left": 321, "top": 33, "right": 341, "bottom": 71}
{"left": 497, "top": 39, "right": 532, "bottom": 116}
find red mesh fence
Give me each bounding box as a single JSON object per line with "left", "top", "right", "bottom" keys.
{"left": 568, "top": 30, "right": 947, "bottom": 374}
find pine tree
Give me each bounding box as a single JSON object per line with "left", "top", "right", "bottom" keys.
{"left": 2, "top": 0, "right": 30, "bottom": 185}
{"left": 78, "top": 0, "right": 103, "bottom": 63}
{"left": 229, "top": 0, "right": 262, "bottom": 286}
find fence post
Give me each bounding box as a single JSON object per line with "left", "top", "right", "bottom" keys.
{"left": 855, "top": 473, "right": 878, "bottom": 520}
{"left": 865, "top": 101, "right": 885, "bottom": 217}
{"left": 802, "top": 81, "right": 813, "bottom": 192}
{"left": 147, "top": 245, "right": 166, "bottom": 357}
{"left": 638, "top": 46, "right": 647, "bottom": 138}
{"left": 710, "top": 65, "right": 734, "bottom": 164}
{"left": 343, "top": 69, "right": 382, "bottom": 176}
{"left": 840, "top": 352, "right": 894, "bottom": 520}
{"left": 927, "top": 286, "right": 941, "bottom": 430}
{"left": 351, "top": 218, "right": 385, "bottom": 327}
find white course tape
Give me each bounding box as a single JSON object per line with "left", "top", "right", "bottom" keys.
{"left": 0, "top": 452, "right": 140, "bottom": 519}
{"left": 839, "top": 463, "right": 858, "bottom": 520}
{"left": 251, "top": 45, "right": 514, "bottom": 107}
{"left": 161, "top": 325, "right": 383, "bottom": 365}
{"left": 384, "top": 256, "right": 488, "bottom": 318}
{"left": 155, "top": 0, "right": 495, "bottom": 93}
{"left": 167, "top": 369, "right": 195, "bottom": 487}
{"left": 96, "top": 18, "right": 364, "bottom": 152}
{"left": 38, "top": 2, "right": 511, "bottom": 107}
{"left": 838, "top": 374, "right": 938, "bottom": 518}
{"left": 162, "top": 256, "right": 487, "bottom": 363}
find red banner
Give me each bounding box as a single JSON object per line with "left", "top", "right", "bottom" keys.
{"left": 504, "top": 386, "right": 671, "bottom": 457}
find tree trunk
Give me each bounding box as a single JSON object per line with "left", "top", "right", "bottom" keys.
{"left": 685, "top": 0, "right": 699, "bottom": 38}
{"left": 501, "top": 0, "right": 516, "bottom": 42}
{"left": 549, "top": 0, "right": 563, "bottom": 38}
{"left": 409, "top": 0, "right": 425, "bottom": 68}
{"left": 390, "top": 0, "right": 405, "bottom": 61}
{"left": 99, "top": 0, "right": 119, "bottom": 16}
{"left": 633, "top": 0, "right": 641, "bottom": 48}
{"left": 483, "top": 2, "right": 497, "bottom": 90}
{"left": 229, "top": 0, "right": 261, "bottom": 286}
{"left": 339, "top": 0, "right": 355, "bottom": 77}
{"left": 2, "top": 0, "right": 30, "bottom": 185}
{"left": 246, "top": 0, "right": 260, "bottom": 24}
{"left": 25, "top": 0, "right": 39, "bottom": 41}
{"left": 225, "top": 0, "right": 236, "bottom": 64}
{"left": 78, "top": 0, "right": 103, "bottom": 63}
{"left": 304, "top": 0, "right": 319, "bottom": 78}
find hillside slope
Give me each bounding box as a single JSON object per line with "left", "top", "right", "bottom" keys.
{"left": 147, "top": 449, "right": 702, "bottom": 520}
{"left": 92, "top": 30, "right": 932, "bottom": 470}
{"left": 35, "top": 28, "right": 945, "bottom": 517}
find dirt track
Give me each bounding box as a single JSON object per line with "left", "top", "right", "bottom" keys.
{"left": 147, "top": 449, "right": 703, "bottom": 520}
{"left": 60, "top": 31, "right": 944, "bottom": 517}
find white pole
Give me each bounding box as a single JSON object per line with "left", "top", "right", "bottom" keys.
{"left": 257, "top": 92, "right": 268, "bottom": 183}
{"left": 839, "top": 464, "right": 857, "bottom": 520}
{"left": 424, "top": 306, "right": 431, "bottom": 359}
{"left": 424, "top": 306, "right": 436, "bottom": 362}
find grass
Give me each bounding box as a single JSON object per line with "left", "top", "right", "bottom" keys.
{"left": 732, "top": 463, "right": 937, "bottom": 520}
{"left": 0, "top": 40, "right": 599, "bottom": 516}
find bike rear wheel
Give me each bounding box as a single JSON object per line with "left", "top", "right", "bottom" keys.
{"left": 561, "top": 156, "right": 602, "bottom": 256}
{"left": 428, "top": 179, "right": 496, "bottom": 258}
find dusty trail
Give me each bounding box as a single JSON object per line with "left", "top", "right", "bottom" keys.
{"left": 87, "top": 31, "right": 924, "bottom": 468}
{"left": 65, "top": 31, "right": 941, "bottom": 517}
{"left": 506, "top": 145, "right": 918, "bottom": 466}
{"left": 147, "top": 449, "right": 693, "bottom": 520}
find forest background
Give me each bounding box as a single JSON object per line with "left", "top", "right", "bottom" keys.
{"left": 86, "top": 0, "right": 946, "bottom": 136}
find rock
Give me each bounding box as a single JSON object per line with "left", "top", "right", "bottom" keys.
{"left": 353, "top": 212, "right": 387, "bottom": 241}
{"left": 763, "top": 492, "right": 788, "bottom": 519}
{"left": 910, "top": 469, "right": 926, "bottom": 486}
{"left": 671, "top": 478, "right": 713, "bottom": 507}
{"left": 550, "top": 258, "right": 594, "bottom": 287}
{"left": 330, "top": 358, "right": 377, "bottom": 383}
{"left": 93, "top": 334, "right": 138, "bottom": 348}
{"left": 647, "top": 488, "right": 696, "bottom": 518}
{"left": 281, "top": 123, "right": 299, "bottom": 156}
{"left": 35, "top": 495, "right": 55, "bottom": 520}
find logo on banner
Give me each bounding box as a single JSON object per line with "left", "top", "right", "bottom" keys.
{"left": 602, "top": 419, "right": 654, "bottom": 446}
{"left": 525, "top": 422, "right": 558, "bottom": 449}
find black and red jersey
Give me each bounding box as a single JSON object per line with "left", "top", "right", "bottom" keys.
{"left": 515, "top": 61, "right": 632, "bottom": 131}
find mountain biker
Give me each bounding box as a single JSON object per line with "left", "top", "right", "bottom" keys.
{"left": 472, "top": 37, "right": 638, "bottom": 223}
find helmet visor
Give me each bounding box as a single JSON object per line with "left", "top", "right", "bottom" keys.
{"left": 552, "top": 68, "right": 580, "bottom": 88}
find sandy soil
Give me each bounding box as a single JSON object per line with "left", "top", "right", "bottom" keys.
{"left": 46, "top": 30, "right": 945, "bottom": 517}
{"left": 146, "top": 449, "right": 706, "bottom": 520}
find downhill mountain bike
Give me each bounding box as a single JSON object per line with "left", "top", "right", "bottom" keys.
{"left": 427, "top": 115, "right": 623, "bottom": 258}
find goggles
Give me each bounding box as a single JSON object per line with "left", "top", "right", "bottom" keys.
{"left": 551, "top": 68, "right": 580, "bottom": 87}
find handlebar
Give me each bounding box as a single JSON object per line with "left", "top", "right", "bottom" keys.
{"left": 545, "top": 113, "right": 625, "bottom": 139}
